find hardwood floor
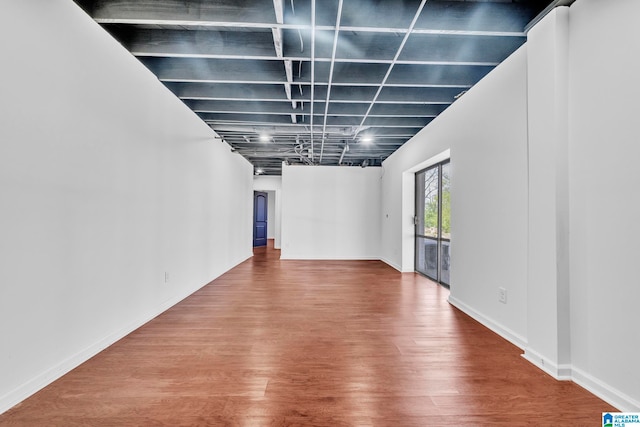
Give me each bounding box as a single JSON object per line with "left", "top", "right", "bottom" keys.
{"left": 1, "top": 241, "right": 615, "bottom": 426}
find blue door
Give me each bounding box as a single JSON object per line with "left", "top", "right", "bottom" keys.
{"left": 253, "top": 191, "right": 268, "bottom": 247}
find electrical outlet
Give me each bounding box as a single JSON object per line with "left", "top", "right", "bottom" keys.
{"left": 498, "top": 287, "right": 507, "bottom": 304}
{"left": 164, "top": 272, "right": 170, "bottom": 283}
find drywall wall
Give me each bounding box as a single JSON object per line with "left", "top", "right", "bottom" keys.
{"left": 254, "top": 176, "right": 282, "bottom": 248}
{"left": 567, "top": 0, "right": 640, "bottom": 410}
{"left": 381, "top": 0, "right": 640, "bottom": 410}
{"left": 0, "top": 0, "right": 253, "bottom": 414}
{"left": 524, "top": 7, "right": 572, "bottom": 378}
{"left": 280, "top": 165, "right": 381, "bottom": 259}
{"left": 381, "top": 46, "right": 530, "bottom": 346}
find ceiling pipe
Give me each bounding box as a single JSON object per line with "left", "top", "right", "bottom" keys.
{"left": 338, "top": 141, "right": 349, "bottom": 165}
{"left": 319, "top": 0, "right": 344, "bottom": 164}
{"left": 308, "top": 0, "right": 317, "bottom": 163}
{"left": 354, "top": 0, "right": 428, "bottom": 140}
{"left": 272, "top": 0, "right": 297, "bottom": 116}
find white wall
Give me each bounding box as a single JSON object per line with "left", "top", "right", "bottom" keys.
{"left": 567, "top": 0, "right": 640, "bottom": 410}
{"left": 380, "top": 0, "right": 640, "bottom": 411}
{"left": 381, "top": 47, "right": 530, "bottom": 346}
{"left": 254, "top": 176, "right": 282, "bottom": 248}
{"left": 0, "top": 0, "right": 253, "bottom": 414}
{"left": 280, "top": 165, "right": 381, "bottom": 259}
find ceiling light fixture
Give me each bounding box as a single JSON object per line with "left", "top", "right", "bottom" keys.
{"left": 454, "top": 90, "right": 467, "bottom": 100}
{"left": 361, "top": 136, "right": 373, "bottom": 144}
{"left": 259, "top": 134, "right": 270, "bottom": 143}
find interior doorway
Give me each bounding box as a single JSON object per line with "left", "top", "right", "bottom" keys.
{"left": 253, "top": 191, "right": 268, "bottom": 247}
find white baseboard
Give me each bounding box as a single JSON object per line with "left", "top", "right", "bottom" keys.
{"left": 520, "top": 348, "right": 640, "bottom": 411}
{"left": 5, "top": 255, "right": 637, "bottom": 416}
{"left": 522, "top": 348, "right": 572, "bottom": 380}
{"left": 0, "top": 254, "right": 252, "bottom": 416}
{"left": 447, "top": 296, "right": 640, "bottom": 411}
{"left": 1, "top": 293, "right": 187, "bottom": 414}
{"left": 523, "top": 351, "right": 640, "bottom": 411}
{"left": 380, "top": 257, "right": 402, "bottom": 272}
{"left": 279, "top": 254, "right": 380, "bottom": 260}
{"left": 571, "top": 366, "right": 640, "bottom": 412}
{"left": 447, "top": 295, "right": 527, "bottom": 350}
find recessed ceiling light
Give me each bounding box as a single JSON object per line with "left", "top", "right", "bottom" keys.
{"left": 259, "top": 134, "right": 270, "bottom": 143}
{"left": 361, "top": 136, "right": 373, "bottom": 144}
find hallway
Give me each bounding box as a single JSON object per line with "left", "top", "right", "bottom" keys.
{"left": 0, "top": 242, "right": 614, "bottom": 425}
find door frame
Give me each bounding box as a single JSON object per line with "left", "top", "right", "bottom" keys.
{"left": 414, "top": 159, "right": 450, "bottom": 285}
{"left": 253, "top": 191, "right": 268, "bottom": 247}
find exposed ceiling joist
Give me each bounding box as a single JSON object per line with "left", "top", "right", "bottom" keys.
{"left": 74, "top": 0, "right": 558, "bottom": 175}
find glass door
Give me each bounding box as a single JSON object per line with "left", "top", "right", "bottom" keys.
{"left": 415, "top": 161, "right": 451, "bottom": 285}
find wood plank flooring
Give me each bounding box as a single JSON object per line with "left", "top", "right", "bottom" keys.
{"left": 0, "top": 241, "right": 616, "bottom": 426}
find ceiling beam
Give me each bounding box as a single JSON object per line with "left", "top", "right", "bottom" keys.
{"left": 194, "top": 109, "right": 438, "bottom": 119}
{"left": 117, "top": 25, "right": 522, "bottom": 64}
{"left": 131, "top": 52, "right": 501, "bottom": 68}
{"left": 187, "top": 99, "right": 446, "bottom": 116}
{"left": 320, "top": 0, "right": 343, "bottom": 163}
{"left": 90, "top": 0, "right": 278, "bottom": 25}
{"left": 92, "top": 0, "right": 534, "bottom": 37}
{"left": 161, "top": 78, "right": 471, "bottom": 89}
{"left": 164, "top": 82, "right": 303, "bottom": 101}
{"left": 179, "top": 96, "right": 451, "bottom": 105}
{"left": 97, "top": 18, "right": 526, "bottom": 38}
{"left": 206, "top": 118, "right": 429, "bottom": 128}
{"left": 169, "top": 85, "right": 456, "bottom": 103}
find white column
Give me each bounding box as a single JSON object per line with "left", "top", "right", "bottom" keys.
{"left": 524, "top": 6, "right": 571, "bottom": 378}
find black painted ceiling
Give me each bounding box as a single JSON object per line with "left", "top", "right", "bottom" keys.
{"left": 74, "top": 0, "right": 560, "bottom": 175}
